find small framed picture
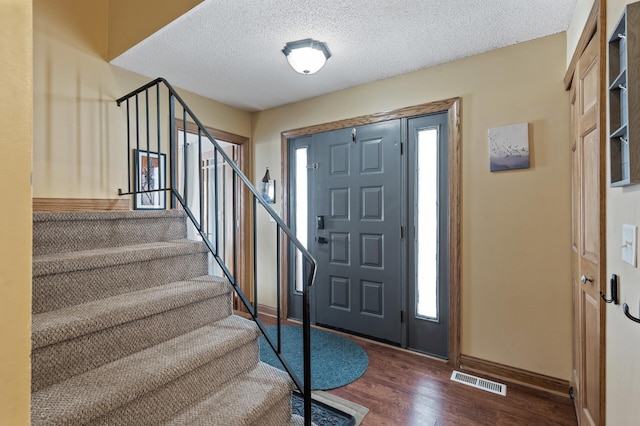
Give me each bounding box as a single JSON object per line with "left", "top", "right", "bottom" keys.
{"left": 488, "top": 122, "right": 530, "bottom": 172}
{"left": 133, "top": 149, "right": 166, "bottom": 210}
{"left": 259, "top": 179, "right": 276, "bottom": 204}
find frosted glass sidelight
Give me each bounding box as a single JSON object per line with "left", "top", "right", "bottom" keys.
{"left": 416, "top": 128, "right": 439, "bottom": 320}
{"left": 294, "top": 147, "right": 309, "bottom": 292}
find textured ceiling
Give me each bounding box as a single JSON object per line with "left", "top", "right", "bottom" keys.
{"left": 111, "top": 0, "right": 577, "bottom": 112}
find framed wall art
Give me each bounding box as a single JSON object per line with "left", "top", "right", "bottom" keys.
{"left": 488, "top": 122, "right": 530, "bottom": 172}
{"left": 133, "top": 149, "right": 166, "bottom": 210}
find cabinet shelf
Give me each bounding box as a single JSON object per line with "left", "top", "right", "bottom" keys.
{"left": 611, "top": 124, "right": 628, "bottom": 139}
{"left": 609, "top": 69, "right": 627, "bottom": 91}
{"left": 609, "top": 2, "right": 640, "bottom": 187}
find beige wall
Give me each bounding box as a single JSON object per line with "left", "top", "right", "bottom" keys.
{"left": 252, "top": 33, "right": 572, "bottom": 379}
{"left": 566, "top": 0, "right": 597, "bottom": 66}
{"left": 0, "top": 0, "right": 32, "bottom": 423}
{"left": 605, "top": 1, "right": 640, "bottom": 424}
{"left": 33, "top": 0, "right": 251, "bottom": 200}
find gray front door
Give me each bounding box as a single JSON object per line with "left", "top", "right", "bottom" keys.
{"left": 287, "top": 113, "right": 450, "bottom": 353}
{"left": 313, "top": 121, "right": 402, "bottom": 344}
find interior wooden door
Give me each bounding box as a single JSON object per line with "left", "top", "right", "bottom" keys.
{"left": 571, "top": 33, "right": 604, "bottom": 426}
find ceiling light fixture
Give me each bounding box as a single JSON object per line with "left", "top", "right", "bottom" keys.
{"left": 282, "top": 38, "right": 331, "bottom": 75}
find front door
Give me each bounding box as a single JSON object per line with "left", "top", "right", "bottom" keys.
{"left": 570, "top": 33, "right": 604, "bottom": 426}
{"left": 313, "top": 121, "right": 403, "bottom": 344}
{"left": 287, "top": 110, "right": 454, "bottom": 353}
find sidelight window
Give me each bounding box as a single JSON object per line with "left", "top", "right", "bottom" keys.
{"left": 416, "top": 128, "right": 439, "bottom": 320}
{"left": 294, "top": 146, "right": 309, "bottom": 293}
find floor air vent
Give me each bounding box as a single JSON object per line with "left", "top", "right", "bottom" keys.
{"left": 450, "top": 371, "right": 507, "bottom": 396}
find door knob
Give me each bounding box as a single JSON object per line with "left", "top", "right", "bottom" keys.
{"left": 580, "top": 275, "right": 593, "bottom": 284}
{"left": 317, "top": 236, "right": 328, "bottom": 244}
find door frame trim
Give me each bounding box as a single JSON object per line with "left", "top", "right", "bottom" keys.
{"left": 279, "top": 97, "right": 462, "bottom": 366}
{"left": 564, "top": 0, "right": 600, "bottom": 90}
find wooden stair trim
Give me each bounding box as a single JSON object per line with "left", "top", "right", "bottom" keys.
{"left": 33, "top": 198, "right": 129, "bottom": 212}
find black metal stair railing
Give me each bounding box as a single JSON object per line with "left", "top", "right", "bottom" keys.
{"left": 116, "top": 78, "right": 317, "bottom": 426}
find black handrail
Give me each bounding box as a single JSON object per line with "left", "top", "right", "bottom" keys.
{"left": 116, "top": 78, "right": 317, "bottom": 425}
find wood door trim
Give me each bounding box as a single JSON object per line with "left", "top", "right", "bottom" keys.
{"left": 33, "top": 198, "right": 130, "bottom": 211}
{"left": 565, "top": 0, "right": 600, "bottom": 90}
{"left": 447, "top": 98, "right": 462, "bottom": 368}
{"left": 176, "top": 121, "right": 250, "bottom": 155}
{"left": 459, "top": 355, "right": 571, "bottom": 397}
{"left": 596, "top": 2, "right": 607, "bottom": 423}
{"left": 280, "top": 97, "right": 462, "bottom": 366}
{"left": 175, "top": 121, "right": 250, "bottom": 172}
{"left": 282, "top": 98, "right": 460, "bottom": 139}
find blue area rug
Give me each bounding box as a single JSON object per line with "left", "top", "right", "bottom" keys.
{"left": 259, "top": 325, "right": 368, "bottom": 390}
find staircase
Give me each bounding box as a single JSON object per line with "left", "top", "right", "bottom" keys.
{"left": 31, "top": 209, "right": 305, "bottom": 425}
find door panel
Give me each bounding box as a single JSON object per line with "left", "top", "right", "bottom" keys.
{"left": 581, "top": 126, "right": 600, "bottom": 264}
{"left": 314, "top": 122, "right": 402, "bottom": 343}
{"left": 581, "top": 64, "right": 598, "bottom": 114}
{"left": 572, "top": 33, "right": 603, "bottom": 426}
{"left": 582, "top": 290, "right": 599, "bottom": 426}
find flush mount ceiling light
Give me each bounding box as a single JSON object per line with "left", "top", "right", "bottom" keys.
{"left": 282, "top": 38, "right": 331, "bottom": 75}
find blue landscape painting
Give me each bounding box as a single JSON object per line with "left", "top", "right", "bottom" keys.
{"left": 489, "top": 123, "right": 530, "bottom": 172}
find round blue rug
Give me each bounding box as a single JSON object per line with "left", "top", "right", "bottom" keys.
{"left": 259, "top": 325, "right": 368, "bottom": 390}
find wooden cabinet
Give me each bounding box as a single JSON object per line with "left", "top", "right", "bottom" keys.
{"left": 609, "top": 2, "right": 640, "bottom": 186}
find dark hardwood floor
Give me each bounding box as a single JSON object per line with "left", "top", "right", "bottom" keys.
{"left": 260, "top": 316, "right": 577, "bottom": 426}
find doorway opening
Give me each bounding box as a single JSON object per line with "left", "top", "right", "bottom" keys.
{"left": 175, "top": 120, "right": 253, "bottom": 309}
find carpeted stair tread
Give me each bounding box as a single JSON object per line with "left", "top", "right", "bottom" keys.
{"left": 31, "top": 315, "right": 260, "bottom": 426}
{"left": 32, "top": 292, "right": 233, "bottom": 392}
{"left": 33, "top": 210, "right": 188, "bottom": 255}
{"left": 89, "top": 344, "right": 259, "bottom": 426}
{"left": 166, "top": 362, "right": 294, "bottom": 426}
{"left": 33, "top": 240, "right": 207, "bottom": 277}
{"left": 33, "top": 248, "right": 209, "bottom": 314}
{"left": 31, "top": 210, "right": 303, "bottom": 425}
{"left": 32, "top": 276, "right": 231, "bottom": 349}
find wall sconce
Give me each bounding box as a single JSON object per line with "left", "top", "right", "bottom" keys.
{"left": 282, "top": 38, "right": 331, "bottom": 75}
{"left": 259, "top": 167, "right": 275, "bottom": 204}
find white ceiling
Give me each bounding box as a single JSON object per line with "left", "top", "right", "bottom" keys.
{"left": 111, "top": 0, "right": 577, "bottom": 112}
